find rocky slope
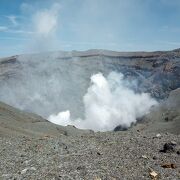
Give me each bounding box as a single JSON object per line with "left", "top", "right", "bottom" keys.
{"left": 133, "top": 88, "right": 180, "bottom": 135}
{"left": 0, "top": 48, "right": 180, "bottom": 100}
{"left": 0, "top": 101, "right": 93, "bottom": 138}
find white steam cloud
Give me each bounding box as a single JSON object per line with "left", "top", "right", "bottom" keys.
{"left": 22, "top": 2, "right": 61, "bottom": 52}
{"left": 32, "top": 3, "right": 60, "bottom": 38}
{"left": 48, "top": 72, "right": 157, "bottom": 131}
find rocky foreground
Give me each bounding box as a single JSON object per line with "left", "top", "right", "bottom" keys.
{"left": 0, "top": 130, "right": 180, "bottom": 180}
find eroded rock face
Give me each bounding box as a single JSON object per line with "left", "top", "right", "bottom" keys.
{"left": 0, "top": 56, "right": 20, "bottom": 81}
{"left": 0, "top": 49, "right": 179, "bottom": 119}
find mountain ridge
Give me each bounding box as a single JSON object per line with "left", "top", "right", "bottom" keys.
{"left": 1, "top": 48, "right": 180, "bottom": 60}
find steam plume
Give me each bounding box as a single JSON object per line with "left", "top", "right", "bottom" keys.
{"left": 32, "top": 3, "right": 60, "bottom": 38}
{"left": 48, "top": 72, "right": 157, "bottom": 131}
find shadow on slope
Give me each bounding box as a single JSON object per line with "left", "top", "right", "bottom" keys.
{"left": 0, "top": 102, "right": 93, "bottom": 137}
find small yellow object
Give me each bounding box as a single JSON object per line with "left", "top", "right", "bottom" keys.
{"left": 94, "top": 177, "right": 101, "bottom": 180}
{"left": 142, "top": 155, "right": 148, "bottom": 159}
{"left": 149, "top": 170, "right": 158, "bottom": 179}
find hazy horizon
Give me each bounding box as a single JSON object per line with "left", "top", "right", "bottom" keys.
{"left": 0, "top": 0, "right": 180, "bottom": 57}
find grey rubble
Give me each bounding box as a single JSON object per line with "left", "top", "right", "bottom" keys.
{"left": 0, "top": 131, "right": 179, "bottom": 180}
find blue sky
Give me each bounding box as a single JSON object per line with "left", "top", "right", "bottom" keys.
{"left": 0, "top": 0, "right": 180, "bottom": 57}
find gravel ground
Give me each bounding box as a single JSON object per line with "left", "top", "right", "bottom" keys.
{"left": 0, "top": 131, "right": 179, "bottom": 180}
